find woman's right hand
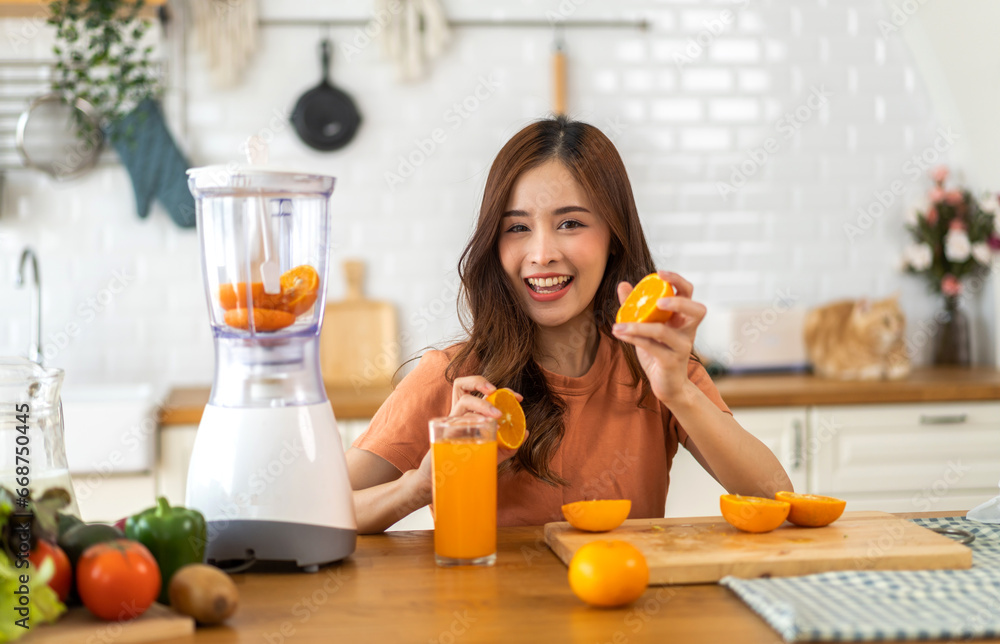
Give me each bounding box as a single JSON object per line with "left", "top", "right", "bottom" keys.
{"left": 447, "top": 376, "right": 526, "bottom": 465}
{"left": 449, "top": 376, "right": 519, "bottom": 418}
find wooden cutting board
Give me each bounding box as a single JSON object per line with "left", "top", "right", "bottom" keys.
{"left": 24, "top": 603, "right": 194, "bottom": 644}
{"left": 545, "top": 511, "right": 972, "bottom": 585}
{"left": 320, "top": 259, "right": 399, "bottom": 389}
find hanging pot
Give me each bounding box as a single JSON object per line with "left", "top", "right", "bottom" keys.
{"left": 290, "top": 39, "right": 362, "bottom": 152}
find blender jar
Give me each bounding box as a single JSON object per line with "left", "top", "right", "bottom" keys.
{"left": 188, "top": 167, "right": 335, "bottom": 408}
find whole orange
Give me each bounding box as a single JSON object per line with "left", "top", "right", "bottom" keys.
{"left": 568, "top": 540, "right": 649, "bottom": 608}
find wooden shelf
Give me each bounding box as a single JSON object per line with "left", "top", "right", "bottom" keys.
{"left": 714, "top": 366, "right": 1000, "bottom": 408}
{"left": 0, "top": 0, "right": 166, "bottom": 19}
{"left": 159, "top": 384, "right": 394, "bottom": 425}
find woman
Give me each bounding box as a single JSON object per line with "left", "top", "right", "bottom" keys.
{"left": 347, "top": 117, "right": 792, "bottom": 534}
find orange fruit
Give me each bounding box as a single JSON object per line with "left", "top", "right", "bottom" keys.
{"left": 568, "top": 540, "right": 649, "bottom": 608}
{"left": 720, "top": 494, "right": 790, "bottom": 533}
{"left": 775, "top": 491, "right": 846, "bottom": 527}
{"left": 616, "top": 273, "right": 675, "bottom": 325}
{"left": 223, "top": 308, "right": 296, "bottom": 332}
{"left": 218, "top": 282, "right": 282, "bottom": 310}
{"left": 278, "top": 265, "right": 320, "bottom": 315}
{"left": 561, "top": 500, "right": 632, "bottom": 532}
{"left": 217, "top": 265, "right": 319, "bottom": 316}
{"left": 484, "top": 387, "right": 526, "bottom": 449}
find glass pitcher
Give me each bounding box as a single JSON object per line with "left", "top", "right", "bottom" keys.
{"left": 0, "top": 357, "right": 80, "bottom": 517}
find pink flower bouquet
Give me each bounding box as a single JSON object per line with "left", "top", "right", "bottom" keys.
{"left": 903, "top": 166, "right": 999, "bottom": 296}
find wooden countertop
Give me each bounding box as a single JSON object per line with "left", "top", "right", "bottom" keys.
{"left": 158, "top": 385, "right": 393, "bottom": 425}
{"left": 715, "top": 366, "right": 1000, "bottom": 408}
{"left": 158, "top": 511, "right": 984, "bottom": 644}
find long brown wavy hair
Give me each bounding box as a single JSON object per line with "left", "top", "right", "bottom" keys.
{"left": 446, "top": 116, "right": 658, "bottom": 486}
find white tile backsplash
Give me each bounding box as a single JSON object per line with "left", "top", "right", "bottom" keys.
{"left": 0, "top": 0, "right": 992, "bottom": 387}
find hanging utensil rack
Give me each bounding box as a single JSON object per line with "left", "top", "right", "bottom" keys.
{"left": 0, "top": 58, "right": 166, "bottom": 173}
{"left": 258, "top": 17, "right": 649, "bottom": 30}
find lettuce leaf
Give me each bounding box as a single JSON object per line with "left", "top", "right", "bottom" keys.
{"left": 0, "top": 533, "right": 66, "bottom": 642}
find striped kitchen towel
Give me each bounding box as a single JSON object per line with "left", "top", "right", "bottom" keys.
{"left": 720, "top": 517, "right": 1000, "bottom": 642}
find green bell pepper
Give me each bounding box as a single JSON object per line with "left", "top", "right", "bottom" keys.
{"left": 125, "top": 497, "right": 206, "bottom": 605}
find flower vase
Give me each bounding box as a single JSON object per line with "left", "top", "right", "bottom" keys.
{"left": 933, "top": 295, "right": 971, "bottom": 366}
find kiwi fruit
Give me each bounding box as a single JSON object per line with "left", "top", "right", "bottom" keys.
{"left": 168, "top": 563, "right": 239, "bottom": 625}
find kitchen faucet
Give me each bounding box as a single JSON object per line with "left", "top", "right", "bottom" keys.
{"left": 14, "top": 247, "right": 41, "bottom": 365}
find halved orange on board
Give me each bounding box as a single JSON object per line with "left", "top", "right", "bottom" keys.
{"left": 775, "top": 491, "right": 846, "bottom": 527}
{"left": 562, "top": 500, "right": 632, "bottom": 532}
{"left": 720, "top": 494, "right": 790, "bottom": 533}
{"left": 616, "top": 273, "right": 676, "bottom": 324}
{"left": 485, "top": 388, "right": 526, "bottom": 449}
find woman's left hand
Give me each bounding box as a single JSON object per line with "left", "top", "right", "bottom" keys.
{"left": 612, "top": 271, "right": 707, "bottom": 406}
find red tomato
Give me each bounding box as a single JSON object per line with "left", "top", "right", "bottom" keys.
{"left": 76, "top": 539, "right": 161, "bottom": 621}
{"left": 28, "top": 540, "right": 72, "bottom": 602}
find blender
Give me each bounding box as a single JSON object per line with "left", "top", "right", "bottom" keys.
{"left": 185, "top": 160, "right": 356, "bottom": 572}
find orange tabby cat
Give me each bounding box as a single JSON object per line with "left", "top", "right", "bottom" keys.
{"left": 803, "top": 297, "right": 910, "bottom": 380}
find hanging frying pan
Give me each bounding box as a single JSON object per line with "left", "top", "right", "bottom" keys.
{"left": 291, "top": 39, "right": 362, "bottom": 151}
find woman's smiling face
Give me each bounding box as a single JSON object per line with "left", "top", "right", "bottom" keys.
{"left": 498, "top": 160, "right": 612, "bottom": 329}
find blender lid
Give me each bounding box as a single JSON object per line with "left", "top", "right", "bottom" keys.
{"left": 187, "top": 164, "right": 336, "bottom": 195}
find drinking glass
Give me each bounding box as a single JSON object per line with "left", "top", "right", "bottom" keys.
{"left": 429, "top": 416, "right": 497, "bottom": 567}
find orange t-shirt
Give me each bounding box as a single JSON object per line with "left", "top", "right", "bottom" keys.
{"left": 352, "top": 333, "right": 732, "bottom": 527}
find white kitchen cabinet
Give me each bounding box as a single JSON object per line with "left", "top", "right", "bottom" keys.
{"left": 810, "top": 402, "right": 1000, "bottom": 513}
{"left": 664, "top": 407, "right": 809, "bottom": 518}
{"left": 157, "top": 424, "right": 199, "bottom": 507}
{"left": 71, "top": 474, "right": 157, "bottom": 523}
{"left": 665, "top": 400, "right": 1000, "bottom": 518}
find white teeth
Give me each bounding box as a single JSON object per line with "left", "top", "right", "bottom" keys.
{"left": 526, "top": 275, "right": 573, "bottom": 293}
{"left": 527, "top": 276, "right": 570, "bottom": 287}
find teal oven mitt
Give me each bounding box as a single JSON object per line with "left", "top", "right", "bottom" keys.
{"left": 107, "top": 98, "right": 196, "bottom": 228}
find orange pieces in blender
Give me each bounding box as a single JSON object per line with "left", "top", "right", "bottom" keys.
{"left": 218, "top": 265, "right": 321, "bottom": 332}
{"left": 223, "top": 308, "right": 296, "bottom": 332}
{"left": 278, "top": 265, "right": 320, "bottom": 316}
{"left": 218, "top": 282, "right": 282, "bottom": 311}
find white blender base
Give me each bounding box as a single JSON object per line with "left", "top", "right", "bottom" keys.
{"left": 186, "top": 403, "right": 357, "bottom": 569}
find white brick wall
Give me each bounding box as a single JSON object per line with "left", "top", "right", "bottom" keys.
{"left": 0, "top": 0, "right": 992, "bottom": 390}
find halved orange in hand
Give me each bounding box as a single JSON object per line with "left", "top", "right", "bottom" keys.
{"left": 485, "top": 387, "right": 526, "bottom": 449}
{"left": 218, "top": 282, "right": 282, "bottom": 310}
{"left": 616, "top": 273, "right": 675, "bottom": 324}
{"left": 562, "top": 500, "right": 632, "bottom": 532}
{"left": 223, "top": 308, "right": 296, "bottom": 332}
{"left": 278, "top": 265, "right": 320, "bottom": 316}
{"left": 720, "top": 494, "right": 790, "bottom": 533}
{"left": 775, "top": 491, "right": 846, "bottom": 527}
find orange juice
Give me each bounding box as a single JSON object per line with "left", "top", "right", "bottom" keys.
{"left": 432, "top": 438, "right": 497, "bottom": 561}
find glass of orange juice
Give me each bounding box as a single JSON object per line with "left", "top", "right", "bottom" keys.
{"left": 429, "top": 416, "right": 498, "bottom": 567}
